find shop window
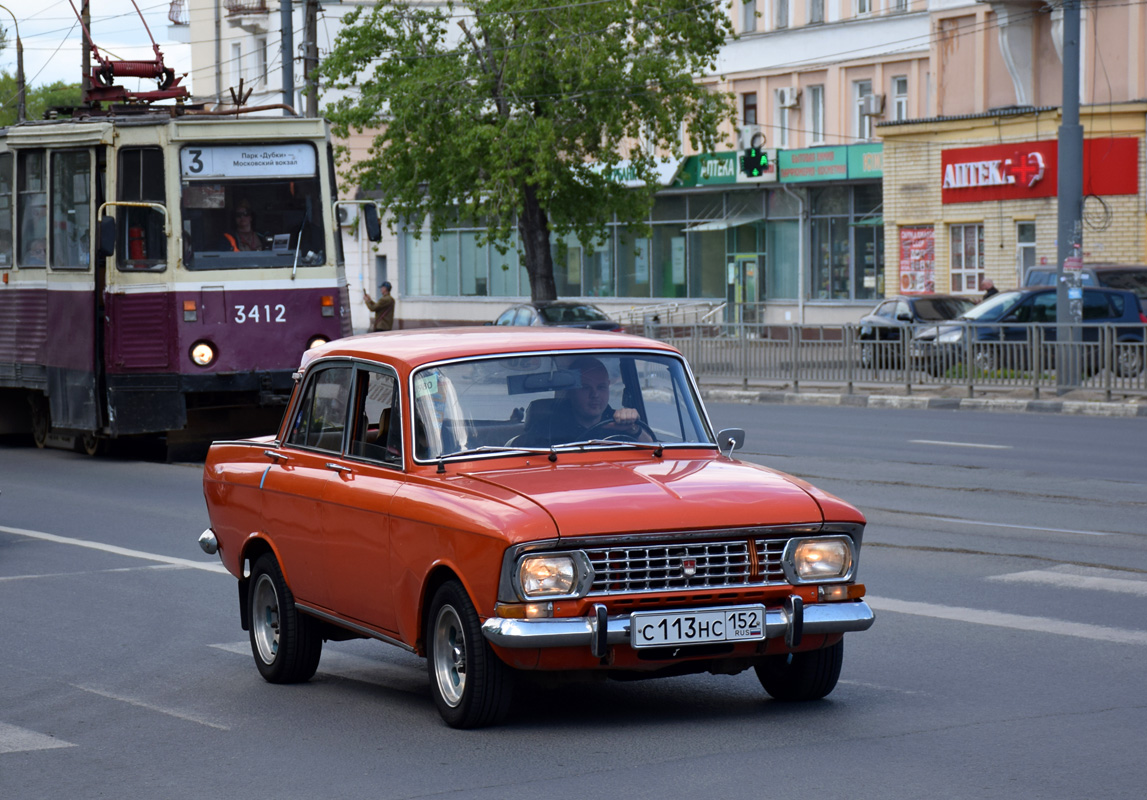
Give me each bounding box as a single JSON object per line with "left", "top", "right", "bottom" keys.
{"left": 51, "top": 150, "right": 92, "bottom": 269}
{"left": 489, "top": 240, "right": 520, "bottom": 297}
{"left": 431, "top": 231, "right": 459, "bottom": 295}
{"left": 460, "top": 232, "right": 488, "bottom": 296}
{"left": 950, "top": 223, "right": 984, "bottom": 293}
{"left": 853, "top": 224, "right": 884, "bottom": 300}
{"left": 618, "top": 229, "right": 652, "bottom": 298}
{"left": 403, "top": 230, "right": 433, "bottom": 296}
{"left": 17, "top": 151, "right": 47, "bottom": 268}
{"left": 651, "top": 224, "right": 687, "bottom": 298}
{"left": 766, "top": 219, "right": 800, "bottom": 299}
{"left": 812, "top": 217, "right": 850, "bottom": 299}
{"left": 652, "top": 195, "right": 686, "bottom": 222}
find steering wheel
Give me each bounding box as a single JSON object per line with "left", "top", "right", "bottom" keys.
{"left": 583, "top": 417, "right": 656, "bottom": 442}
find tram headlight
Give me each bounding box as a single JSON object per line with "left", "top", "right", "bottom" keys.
{"left": 190, "top": 341, "right": 217, "bottom": 367}
{"left": 307, "top": 335, "right": 329, "bottom": 350}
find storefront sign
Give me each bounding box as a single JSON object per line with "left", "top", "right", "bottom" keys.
{"left": 848, "top": 144, "right": 884, "bottom": 179}
{"left": 898, "top": 226, "right": 935, "bottom": 295}
{"left": 696, "top": 152, "right": 739, "bottom": 185}
{"left": 941, "top": 138, "right": 1138, "bottom": 203}
{"left": 779, "top": 147, "right": 848, "bottom": 182}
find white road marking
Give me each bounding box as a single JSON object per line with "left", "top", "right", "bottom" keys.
{"left": 211, "top": 643, "right": 426, "bottom": 694}
{"left": 989, "top": 565, "right": 1147, "bottom": 596}
{"left": 69, "top": 684, "right": 231, "bottom": 731}
{"left": 0, "top": 524, "right": 228, "bottom": 574}
{"left": 917, "top": 514, "right": 1114, "bottom": 537}
{"left": 0, "top": 565, "right": 183, "bottom": 582}
{"left": 868, "top": 595, "right": 1147, "bottom": 646}
{"left": 909, "top": 439, "right": 1013, "bottom": 450}
{"left": 837, "top": 680, "right": 929, "bottom": 696}
{"left": 0, "top": 722, "right": 76, "bottom": 754}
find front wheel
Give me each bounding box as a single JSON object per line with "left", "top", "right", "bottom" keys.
{"left": 248, "top": 554, "right": 322, "bottom": 683}
{"left": 427, "top": 580, "right": 514, "bottom": 729}
{"left": 755, "top": 639, "right": 844, "bottom": 702}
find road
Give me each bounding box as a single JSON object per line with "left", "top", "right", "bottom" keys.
{"left": 1, "top": 404, "right": 1145, "bottom": 799}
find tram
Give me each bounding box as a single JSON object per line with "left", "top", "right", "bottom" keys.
{"left": 0, "top": 111, "right": 359, "bottom": 453}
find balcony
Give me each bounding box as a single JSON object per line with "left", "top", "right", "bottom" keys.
{"left": 224, "top": 0, "right": 270, "bottom": 34}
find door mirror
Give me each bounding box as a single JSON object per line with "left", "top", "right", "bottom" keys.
{"left": 362, "top": 203, "right": 382, "bottom": 243}
{"left": 896, "top": 313, "right": 913, "bottom": 322}
{"left": 97, "top": 216, "right": 117, "bottom": 258}
{"left": 715, "top": 428, "right": 745, "bottom": 457}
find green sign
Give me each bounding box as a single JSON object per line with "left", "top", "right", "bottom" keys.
{"left": 682, "top": 152, "right": 738, "bottom": 185}
{"left": 778, "top": 146, "right": 848, "bottom": 183}
{"left": 848, "top": 143, "right": 884, "bottom": 178}
{"left": 740, "top": 147, "right": 769, "bottom": 177}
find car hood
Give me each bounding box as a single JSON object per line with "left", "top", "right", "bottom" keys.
{"left": 461, "top": 456, "right": 832, "bottom": 537}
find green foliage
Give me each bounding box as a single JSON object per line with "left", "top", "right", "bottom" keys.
{"left": 0, "top": 73, "right": 83, "bottom": 127}
{"left": 318, "top": 0, "right": 736, "bottom": 301}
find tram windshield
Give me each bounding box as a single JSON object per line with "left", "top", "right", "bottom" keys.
{"left": 179, "top": 143, "right": 326, "bottom": 270}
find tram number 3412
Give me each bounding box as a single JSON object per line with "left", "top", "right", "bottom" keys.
{"left": 233, "top": 304, "right": 287, "bottom": 324}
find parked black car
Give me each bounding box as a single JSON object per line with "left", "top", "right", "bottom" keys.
{"left": 1024, "top": 264, "right": 1147, "bottom": 306}
{"left": 858, "top": 294, "right": 975, "bottom": 368}
{"left": 492, "top": 301, "right": 623, "bottom": 331}
{"left": 912, "top": 286, "right": 1147, "bottom": 377}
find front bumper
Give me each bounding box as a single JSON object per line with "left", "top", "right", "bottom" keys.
{"left": 482, "top": 598, "right": 874, "bottom": 656}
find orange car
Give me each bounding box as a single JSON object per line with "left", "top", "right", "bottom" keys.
{"left": 200, "top": 327, "right": 874, "bottom": 728}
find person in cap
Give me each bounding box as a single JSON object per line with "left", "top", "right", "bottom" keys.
{"left": 364, "top": 281, "right": 396, "bottom": 332}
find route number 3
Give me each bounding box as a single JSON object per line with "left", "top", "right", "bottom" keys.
{"left": 234, "top": 304, "right": 287, "bottom": 323}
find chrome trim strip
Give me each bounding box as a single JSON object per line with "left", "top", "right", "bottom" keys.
{"left": 296, "top": 605, "right": 416, "bottom": 653}
{"left": 481, "top": 600, "right": 874, "bottom": 649}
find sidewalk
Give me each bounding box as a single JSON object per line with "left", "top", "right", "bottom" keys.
{"left": 697, "top": 380, "right": 1147, "bottom": 418}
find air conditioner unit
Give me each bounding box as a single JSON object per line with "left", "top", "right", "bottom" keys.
{"left": 739, "top": 124, "right": 765, "bottom": 151}
{"left": 860, "top": 93, "right": 886, "bottom": 117}
{"left": 336, "top": 203, "right": 358, "bottom": 226}
{"left": 778, "top": 88, "right": 801, "bottom": 109}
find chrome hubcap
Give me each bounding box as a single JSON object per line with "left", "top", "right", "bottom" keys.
{"left": 252, "top": 573, "right": 280, "bottom": 664}
{"left": 432, "top": 605, "right": 467, "bottom": 707}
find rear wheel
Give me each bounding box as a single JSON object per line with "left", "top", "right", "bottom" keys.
{"left": 29, "top": 395, "right": 50, "bottom": 448}
{"left": 76, "top": 432, "right": 105, "bottom": 457}
{"left": 248, "top": 554, "right": 322, "bottom": 683}
{"left": 427, "top": 580, "right": 514, "bottom": 729}
{"left": 755, "top": 640, "right": 844, "bottom": 702}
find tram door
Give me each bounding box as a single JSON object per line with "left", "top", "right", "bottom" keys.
{"left": 725, "top": 255, "right": 763, "bottom": 325}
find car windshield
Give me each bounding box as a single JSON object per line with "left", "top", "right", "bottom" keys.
{"left": 410, "top": 352, "right": 712, "bottom": 461}
{"left": 913, "top": 297, "right": 975, "bottom": 320}
{"left": 958, "top": 290, "right": 1023, "bottom": 322}
{"left": 538, "top": 305, "right": 608, "bottom": 324}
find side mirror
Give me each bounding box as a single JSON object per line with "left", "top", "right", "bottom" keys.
{"left": 715, "top": 428, "right": 745, "bottom": 457}
{"left": 896, "top": 313, "right": 913, "bottom": 322}
{"left": 362, "top": 203, "right": 382, "bottom": 243}
{"left": 97, "top": 216, "right": 117, "bottom": 258}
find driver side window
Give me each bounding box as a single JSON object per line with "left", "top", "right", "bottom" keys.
{"left": 287, "top": 366, "right": 352, "bottom": 452}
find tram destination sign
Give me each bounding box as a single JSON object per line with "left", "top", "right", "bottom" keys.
{"left": 180, "top": 144, "right": 317, "bottom": 180}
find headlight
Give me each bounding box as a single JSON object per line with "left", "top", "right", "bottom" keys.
{"left": 190, "top": 341, "right": 217, "bottom": 367}
{"left": 783, "top": 537, "right": 854, "bottom": 583}
{"left": 307, "top": 335, "right": 329, "bottom": 350}
{"left": 518, "top": 555, "right": 576, "bottom": 598}
{"left": 938, "top": 329, "right": 965, "bottom": 344}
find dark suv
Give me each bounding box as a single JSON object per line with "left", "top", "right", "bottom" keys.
{"left": 1024, "top": 264, "right": 1147, "bottom": 307}
{"left": 912, "top": 286, "right": 1146, "bottom": 377}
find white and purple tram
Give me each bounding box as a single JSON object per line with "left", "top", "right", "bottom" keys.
{"left": 0, "top": 113, "right": 355, "bottom": 453}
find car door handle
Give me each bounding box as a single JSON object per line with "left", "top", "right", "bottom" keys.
{"left": 325, "top": 462, "right": 352, "bottom": 474}
{"left": 264, "top": 450, "right": 289, "bottom": 462}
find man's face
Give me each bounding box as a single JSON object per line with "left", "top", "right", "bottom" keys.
{"left": 571, "top": 366, "right": 610, "bottom": 423}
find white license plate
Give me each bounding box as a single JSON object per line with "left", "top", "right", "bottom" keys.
{"left": 630, "top": 606, "right": 766, "bottom": 648}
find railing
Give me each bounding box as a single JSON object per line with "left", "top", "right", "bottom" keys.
{"left": 167, "top": 0, "right": 188, "bottom": 26}
{"left": 634, "top": 321, "right": 1147, "bottom": 399}
{"left": 614, "top": 301, "right": 722, "bottom": 331}
{"left": 223, "top": 0, "right": 269, "bottom": 15}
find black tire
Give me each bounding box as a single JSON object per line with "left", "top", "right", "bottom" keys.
{"left": 75, "top": 432, "right": 105, "bottom": 457}
{"left": 247, "top": 554, "right": 322, "bottom": 684}
{"left": 29, "top": 395, "right": 50, "bottom": 449}
{"left": 755, "top": 639, "right": 844, "bottom": 702}
{"left": 426, "top": 580, "right": 514, "bottom": 729}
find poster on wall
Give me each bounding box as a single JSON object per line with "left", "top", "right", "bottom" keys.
{"left": 899, "top": 227, "right": 935, "bottom": 295}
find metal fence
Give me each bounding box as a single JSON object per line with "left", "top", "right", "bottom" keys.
{"left": 637, "top": 322, "right": 1147, "bottom": 399}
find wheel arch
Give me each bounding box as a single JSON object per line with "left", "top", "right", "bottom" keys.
{"left": 417, "top": 564, "right": 468, "bottom": 657}
{"left": 236, "top": 535, "right": 279, "bottom": 631}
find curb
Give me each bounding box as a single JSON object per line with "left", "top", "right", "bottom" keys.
{"left": 699, "top": 388, "right": 1147, "bottom": 418}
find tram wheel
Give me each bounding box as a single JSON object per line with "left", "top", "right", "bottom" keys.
{"left": 76, "top": 432, "right": 105, "bottom": 457}
{"left": 29, "top": 395, "right": 50, "bottom": 449}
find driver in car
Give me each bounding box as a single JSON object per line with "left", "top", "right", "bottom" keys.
{"left": 549, "top": 356, "right": 653, "bottom": 444}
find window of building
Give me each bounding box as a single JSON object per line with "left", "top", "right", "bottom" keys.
{"left": 1016, "top": 221, "right": 1036, "bottom": 284}
{"left": 894, "top": 0, "right": 909, "bottom": 11}
{"left": 775, "top": 91, "right": 789, "bottom": 148}
{"left": 742, "top": 92, "right": 757, "bottom": 125}
{"left": 892, "top": 76, "right": 908, "bottom": 122}
{"left": 857, "top": 0, "right": 872, "bottom": 14}
{"left": 809, "top": 0, "right": 824, "bottom": 23}
{"left": 229, "top": 41, "right": 243, "bottom": 90}
{"left": 854, "top": 80, "right": 873, "bottom": 140}
{"left": 950, "top": 223, "right": 985, "bottom": 293}
{"left": 255, "top": 37, "right": 269, "bottom": 85}
{"left": 776, "top": 0, "right": 788, "bottom": 29}
{"left": 809, "top": 85, "right": 825, "bottom": 144}
{"left": 50, "top": 150, "right": 91, "bottom": 269}
{"left": 742, "top": 0, "right": 757, "bottom": 33}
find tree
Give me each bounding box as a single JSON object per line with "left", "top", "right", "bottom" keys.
{"left": 0, "top": 73, "right": 83, "bottom": 127}
{"left": 318, "top": 0, "right": 736, "bottom": 302}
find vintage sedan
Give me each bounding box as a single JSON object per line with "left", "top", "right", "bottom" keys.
{"left": 200, "top": 328, "right": 874, "bottom": 728}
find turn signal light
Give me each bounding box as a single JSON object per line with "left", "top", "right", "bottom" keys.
{"left": 183, "top": 299, "right": 197, "bottom": 322}
{"left": 321, "top": 295, "right": 335, "bottom": 317}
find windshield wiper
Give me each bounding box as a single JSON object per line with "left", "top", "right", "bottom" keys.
{"left": 439, "top": 444, "right": 557, "bottom": 459}
{"left": 564, "top": 439, "right": 665, "bottom": 457}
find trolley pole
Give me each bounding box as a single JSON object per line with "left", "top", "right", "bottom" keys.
{"left": 280, "top": 0, "right": 295, "bottom": 115}
{"left": 303, "top": 0, "right": 318, "bottom": 118}
{"left": 82, "top": 0, "right": 92, "bottom": 104}
{"left": 1055, "top": 0, "right": 1084, "bottom": 391}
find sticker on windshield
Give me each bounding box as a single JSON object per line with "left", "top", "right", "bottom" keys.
{"left": 415, "top": 372, "right": 440, "bottom": 397}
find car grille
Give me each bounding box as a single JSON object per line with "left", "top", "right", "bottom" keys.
{"left": 584, "top": 537, "right": 791, "bottom": 596}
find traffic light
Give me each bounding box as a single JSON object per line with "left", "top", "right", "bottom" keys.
{"left": 741, "top": 147, "right": 769, "bottom": 178}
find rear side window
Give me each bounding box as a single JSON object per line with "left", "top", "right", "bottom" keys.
{"left": 1082, "top": 291, "right": 1120, "bottom": 320}
{"left": 1098, "top": 269, "right": 1147, "bottom": 298}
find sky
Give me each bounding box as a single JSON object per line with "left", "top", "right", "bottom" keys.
{"left": 1, "top": 0, "right": 193, "bottom": 93}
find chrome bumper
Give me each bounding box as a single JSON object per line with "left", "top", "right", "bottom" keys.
{"left": 481, "top": 598, "right": 874, "bottom": 654}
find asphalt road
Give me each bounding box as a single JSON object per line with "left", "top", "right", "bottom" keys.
{"left": 2, "top": 404, "right": 1145, "bottom": 799}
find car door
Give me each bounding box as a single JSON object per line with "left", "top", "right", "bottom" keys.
{"left": 259, "top": 362, "right": 354, "bottom": 609}
{"left": 320, "top": 363, "right": 404, "bottom": 633}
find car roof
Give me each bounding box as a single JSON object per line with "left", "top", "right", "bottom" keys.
{"left": 299, "top": 327, "right": 675, "bottom": 372}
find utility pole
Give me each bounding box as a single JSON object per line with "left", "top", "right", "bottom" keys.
{"left": 1055, "top": 0, "right": 1084, "bottom": 392}
{"left": 0, "top": 4, "right": 25, "bottom": 121}
{"left": 303, "top": 0, "right": 318, "bottom": 117}
{"left": 280, "top": 0, "right": 295, "bottom": 115}
{"left": 82, "top": 0, "right": 91, "bottom": 105}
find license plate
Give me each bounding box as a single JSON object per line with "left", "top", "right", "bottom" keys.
{"left": 630, "top": 606, "right": 766, "bottom": 648}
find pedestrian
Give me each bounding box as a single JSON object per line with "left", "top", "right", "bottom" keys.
{"left": 363, "top": 281, "right": 396, "bottom": 332}
{"left": 980, "top": 277, "right": 998, "bottom": 302}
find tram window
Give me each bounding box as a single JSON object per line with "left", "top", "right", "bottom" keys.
{"left": 117, "top": 148, "right": 167, "bottom": 271}
{"left": 51, "top": 151, "right": 92, "bottom": 270}
{"left": 0, "top": 154, "right": 11, "bottom": 268}
{"left": 17, "top": 151, "right": 48, "bottom": 268}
